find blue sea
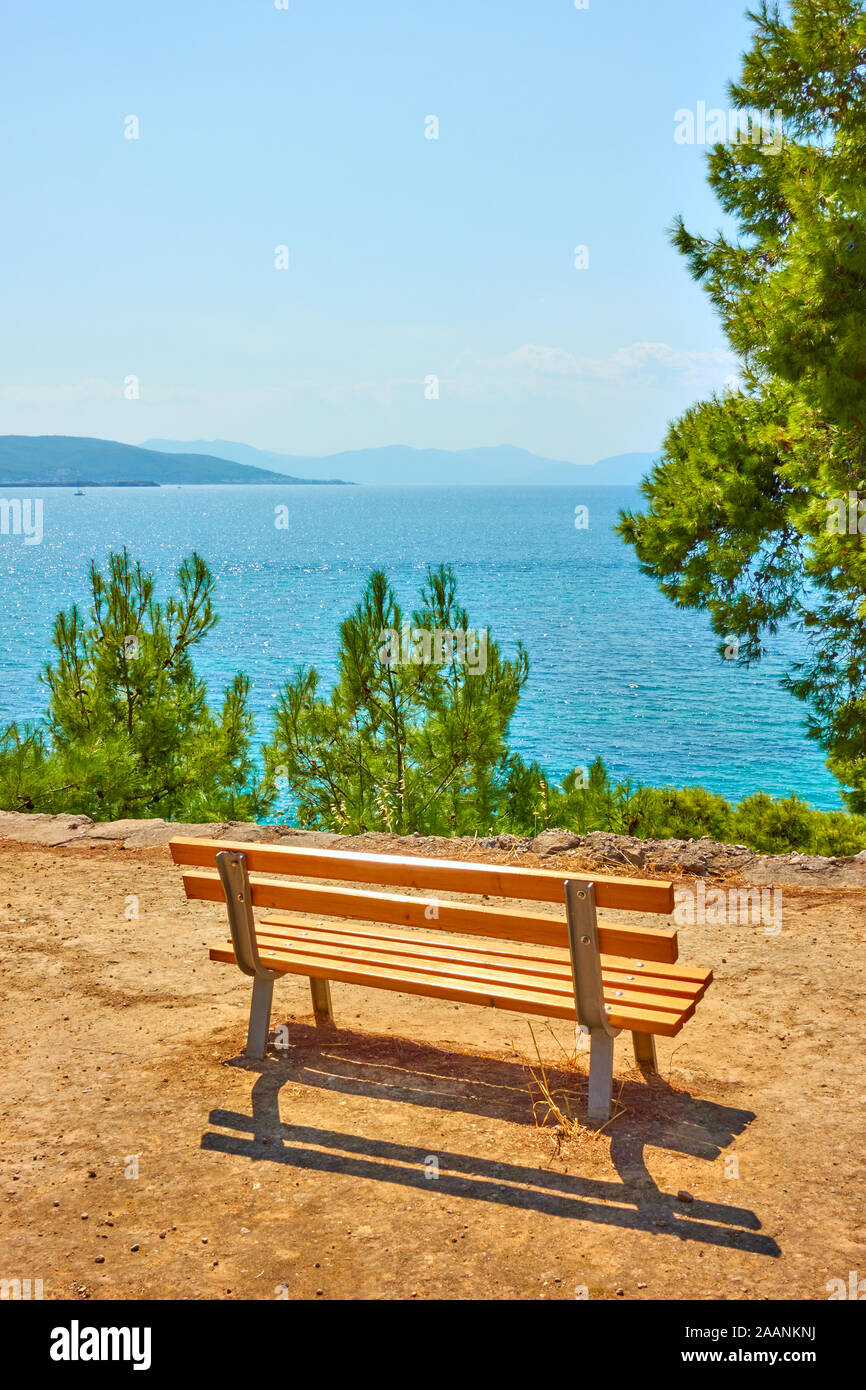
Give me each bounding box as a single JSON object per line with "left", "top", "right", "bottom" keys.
{"left": 0, "top": 484, "right": 841, "bottom": 810}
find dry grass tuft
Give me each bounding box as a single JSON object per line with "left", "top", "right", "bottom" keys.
{"left": 516, "top": 1022, "right": 627, "bottom": 1155}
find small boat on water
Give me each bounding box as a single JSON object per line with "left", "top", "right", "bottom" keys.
{"left": 74, "top": 489, "right": 85, "bottom": 496}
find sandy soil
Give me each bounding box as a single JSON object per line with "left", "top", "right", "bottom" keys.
{"left": 1, "top": 836, "right": 864, "bottom": 1301}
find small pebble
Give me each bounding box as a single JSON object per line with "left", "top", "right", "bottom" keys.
{"left": 677, "top": 1189, "right": 694, "bottom": 1203}
{"left": 94, "top": 1256, "right": 104, "bottom": 1264}
{"left": 130, "top": 1244, "right": 139, "bottom": 1252}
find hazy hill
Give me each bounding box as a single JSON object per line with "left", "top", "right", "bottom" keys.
{"left": 0, "top": 436, "right": 349, "bottom": 486}
{"left": 144, "top": 439, "right": 658, "bottom": 487}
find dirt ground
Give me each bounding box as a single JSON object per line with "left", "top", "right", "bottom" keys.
{"left": 1, "top": 836, "right": 864, "bottom": 1301}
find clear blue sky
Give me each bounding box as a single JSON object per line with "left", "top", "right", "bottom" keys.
{"left": 0, "top": 0, "right": 757, "bottom": 464}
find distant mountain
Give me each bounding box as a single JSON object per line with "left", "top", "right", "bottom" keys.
{"left": 144, "top": 439, "right": 658, "bottom": 486}
{"left": 0, "top": 436, "right": 351, "bottom": 486}
{"left": 580, "top": 452, "right": 658, "bottom": 484}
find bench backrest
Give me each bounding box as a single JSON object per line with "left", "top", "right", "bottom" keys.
{"left": 170, "top": 838, "right": 678, "bottom": 964}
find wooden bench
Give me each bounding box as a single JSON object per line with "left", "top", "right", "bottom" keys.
{"left": 170, "top": 838, "right": 712, "bottom": 1122}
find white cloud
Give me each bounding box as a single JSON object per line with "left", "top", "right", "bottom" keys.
{"left": 490, "top": 340, "right": 738, "bottom": 389}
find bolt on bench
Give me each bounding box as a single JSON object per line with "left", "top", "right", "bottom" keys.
{"left": 170, "top": 838, "right": 712, "bottom": 1121}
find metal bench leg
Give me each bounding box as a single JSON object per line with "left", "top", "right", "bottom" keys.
{"left": 587, "top": 1027, "right": 615, "bottom": 1122}
{"left": 246, "top": 973, "right": 275, "bottom": 1058}
{"left": 565, "top": 880, "right": 621, "bottom": 1126}
{"left": 215, "top": 850, "right": 279, "bottom": 1061}
{"left": 632, "top": 1030, "right": 658, "bottom": 1071}
{"left": 310, "top": 977, "right": 334, "bottom": 1027}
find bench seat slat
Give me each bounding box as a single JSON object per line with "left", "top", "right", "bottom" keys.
{"left": 184, "top": 870, "right": 679, "bottom": 963}
{"left": 250, "top": 930, "right": 694, "bottom": 1016}
{"left": 260, "top": 914, "right": 711, "bottom": 990}
{"left": 256, "top": 916, "right": 709, "bottom": 1002}
{"left": 171, "top": 838, "right": 675, "bottom": 914}
{"left": 209, "top": 941, "right": 689, "bottom": 1036}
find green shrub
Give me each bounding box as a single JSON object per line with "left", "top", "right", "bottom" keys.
{"left": 732, "top": 792, "right": 866, "bottom": 856}
{"left": 503, "top": 757, "right": 866, "bottom": 856}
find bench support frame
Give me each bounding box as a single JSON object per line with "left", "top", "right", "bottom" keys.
{"left": 216, "top": 849, "right": 337, "bottom": 1050}
{"left": 565, "top": 879, "right": 621, "bottom": 1123}
{"left": 216, "top": 850, "right": 278, "bottom": 1059}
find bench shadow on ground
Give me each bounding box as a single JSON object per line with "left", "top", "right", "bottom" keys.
{"left": 201, "top": 1023, "right": 780, "bottom": 1256}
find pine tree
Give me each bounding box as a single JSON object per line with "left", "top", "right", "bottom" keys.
{"left": 0, "top": 549, "right": 272, "bottom": 821}
{"left": 263, "top": 565, "right": 529, "bottom": 834}
{"left": 619, "top": 0, "right": 866, "bottom": 808}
